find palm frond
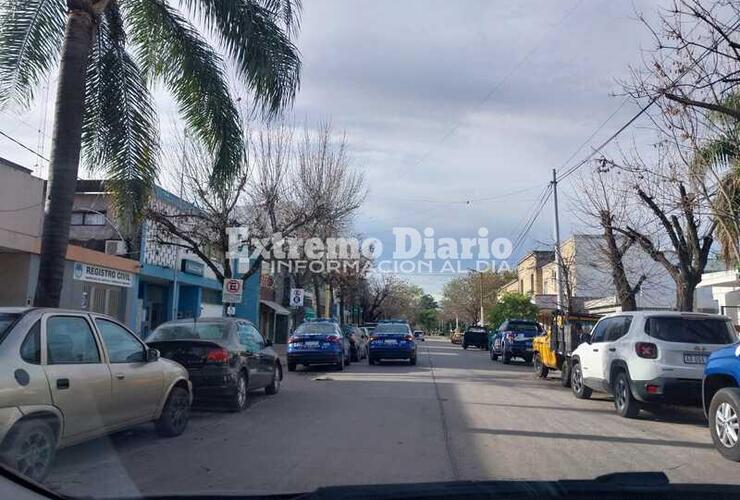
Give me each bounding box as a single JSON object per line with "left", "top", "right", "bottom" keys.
{"left": 0, "top": 0, "right": 66, "bottom": 107}
{"left": 181, "top": 0, "right": 301, "bottom": 115}
{"left": 82, "top": 1, "right": 159, "bottom": 224}
{"left": 125, "top": 0, "right": 243, "bottom": 185}
{"left": 258, "top": 0, "right": 302, "bottom": 38}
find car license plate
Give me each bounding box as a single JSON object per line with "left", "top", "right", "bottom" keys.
{"left": 683, "top": 353, "right": 708, "bottom": 364}
{"left": 303, "top": 341, "right": 320, "bottom": 347}
{"left": 384, "top": 339, "right": 397, "bottom": 345}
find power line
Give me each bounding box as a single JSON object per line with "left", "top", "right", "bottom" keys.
{"left": 0, "top": 129, "right": 49, "bottom": 162}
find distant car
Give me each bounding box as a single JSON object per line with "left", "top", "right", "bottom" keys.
{"left": 343, "top": 324, "right": 368, "bottom": 361}
{"left": 368, "top": 320, "right": 417, "bottom": 365}
{"left": 0, "top": 308, "right": 192, "bottom": 481}
{"left": 703, "top": 342, "right": 740, "bottom": 461}
{"left": 463, "top": 326, "right": 488, "bottom": 350}
{"left": 570, "top": 311, "right": 736, "bottom": 418}
{"left": 147, "top": 317, "right": 281, "bottom": 412}
{"left": 490, "top": 319, "right": 542, "bottom": 364}
{"left": 286, "top": 318, "right": 351, "bottom": 371}
{"left": 451, "top": 331, "right": 463, "bottom": 344}
{"left": 413, "top": 330, "right": 426, "bottom": 341}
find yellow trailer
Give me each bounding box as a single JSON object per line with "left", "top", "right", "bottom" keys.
{"left": 532, "top": 312, "right": 599, "bottom": 387}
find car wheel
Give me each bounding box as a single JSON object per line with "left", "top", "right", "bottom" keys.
{"left": 613, "top": 371, "right": 640, "bottom": 418}
{"left": 709, "top": 388, "right": 740, "bottom": 461}
{"left": 533, "top": 352, "right": 549, "bottom": 378}
{"left": 228, "top": 372, "right": 249, "bottom": 412}
{"left": 409, "top": 355, "right": 417, "bottom": 366}
{"left": 369, "top": 356, "right": 375, "bottom": 365}
{"left": 287, "top": 361, "right": 297, "bottom": 372}
{"left": 344, "top": 352, "right": 351, "bottom": 366}
{"left": 156, "top": 386, "right": 191, "bottom": 436}
{"left": 462, "top": 343, "right": 468, "bottom": 350}
{"left": 1, "top": 419, "right": 56, "bottom": 482}
{"left": 490, "top": 347, "right": 498, "bottom": 361}
{"left": 265, "top": 364, "right": 282, "bottom": 395}
{"left": 336, "top": 354, "right": 345, "bottom": 371}
{"left": 559, "top": 358, "right": 571, "bottom": 387}
{"left": 570, "top": 361, "right": 592, "bottom": 399}
{"left": 502, "top": 352, "right": 511, "bottom": 364}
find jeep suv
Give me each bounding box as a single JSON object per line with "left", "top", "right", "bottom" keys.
{"left": 570, "top": 311, "right": 736, "bottom": 418}
{"left": 703, "top": 342, "right": 740, "bottom": 461}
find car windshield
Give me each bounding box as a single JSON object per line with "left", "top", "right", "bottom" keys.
{"left": 645, "top": 317, "right": 737, "bottom": 344}
{"left": 148, "top": 322, "right": 230, "bottom": 341}
{"left": 6, "top": 0, "right": 740, "bottom": 498}
{"left": 295, "top": 323, "right": 337, "bottom": 335}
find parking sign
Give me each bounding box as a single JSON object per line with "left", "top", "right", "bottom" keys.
{"left": 290, "top": 288, "right": 304, "bottom": 307}
{"left": 222, "top": 278, "right": 243, "bottom": 304}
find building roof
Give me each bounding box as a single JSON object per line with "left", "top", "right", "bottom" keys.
{"left": 516, "top": 249, "right": 554, "bottom": 267}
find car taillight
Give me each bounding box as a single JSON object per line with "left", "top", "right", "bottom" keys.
{"left": 635, "top": 342, "right": 658, "bottom": 359}
{"left": 288, "top": 336, "right": 301, "bottom": 344}
{"left": 325, "top": 335, "right": 340, "bottom": 344}
{"left": 505, "top": 331, "right": 514, "bottom": 341}
{"left": 404, "top": 334, "right": 414, "bottom": 341}
{"left": 206, "top": 347, "right": 230, "bottom": 363}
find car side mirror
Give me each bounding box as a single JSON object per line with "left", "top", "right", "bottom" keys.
{"left": 265, "top": 338, "right": 273, "bottom": 347}
{"left": 584, "top": 335, "right": 592, "bottom": 345}
{"left": 146, "top": 348, "right": 160, "bottom": 362}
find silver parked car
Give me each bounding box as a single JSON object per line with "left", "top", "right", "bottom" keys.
{"left": 0, "top": 308, "right": 192, "bottom": 481}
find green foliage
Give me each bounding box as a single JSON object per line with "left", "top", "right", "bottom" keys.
{"left": 415, "top": 293, "right": 438, "bottom": 332}
{"left": 0, "top": 0, "right": 66, "bottom": 107}
{"left": 487, "top": 292, "right": 538, "bottom": 330}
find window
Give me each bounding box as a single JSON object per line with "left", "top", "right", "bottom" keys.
{"left": 645, "top": 317, "right": 736, "bottom": 344}
{"left": 590, "top": 319, "right": 608, "bottom": 343}
{"left": 70, "top": 211, "right": 107, "bottom": 226}
{"left": 96, "top": 319, "right": 145, "bottom": 363}
{"left": 238, "top": 323, "right": 263, "bottom": 352}
{"left": 46, "top": 316, "right": 100, "bottom": 364}
{"left": 604, "top": 316, "right": 632, "bottom": 342}
{"left": 20, "top": 321, "right": 41, "bottom": 364}
{"left": 530, "top": 274, "right": 534, "bottom": 292}
{"left": 148, "top": 321, "right": 230, "bottom": 341}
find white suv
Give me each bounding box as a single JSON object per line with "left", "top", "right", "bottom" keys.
{"left": 570, "top": 311, "right": 737, "bottom": 418}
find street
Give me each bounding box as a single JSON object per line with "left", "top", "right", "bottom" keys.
{"left": 47, "top": 338, "right": 740, "bottom": 497}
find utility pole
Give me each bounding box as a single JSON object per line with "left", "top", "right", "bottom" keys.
{"left": 551, "top": 168, "right": 565, "bottom": 312}
{"left": 478, "top": 272, "right": 484, "bottom": 326}
{"left": 171, "top": 130, "right": 187, "bottom": 321}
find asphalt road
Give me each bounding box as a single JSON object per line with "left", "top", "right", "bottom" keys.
{"left": 46, "top": 337, "right": 740, "bottom": 497}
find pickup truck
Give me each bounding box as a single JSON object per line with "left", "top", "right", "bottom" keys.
{"left": 490, "top": 319, "right": 542, "bottom": 364}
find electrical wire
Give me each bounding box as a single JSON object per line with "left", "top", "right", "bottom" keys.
{"left": 0, "top": 129, "right": 49, "bottom": 161}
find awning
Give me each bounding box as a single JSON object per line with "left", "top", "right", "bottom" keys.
{"left": 260, "top": 300, "right": 290, "bottom": 316}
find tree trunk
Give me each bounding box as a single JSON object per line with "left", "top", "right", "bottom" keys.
{"left": 676, "top": 275, "right": 698, "bottom": 312}
{"left": 34, "top": 8, "right": 95, "bottom": 307}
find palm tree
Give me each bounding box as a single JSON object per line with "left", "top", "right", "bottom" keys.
{"left": 0, "top": 0, "right": 301, "bottom": 307}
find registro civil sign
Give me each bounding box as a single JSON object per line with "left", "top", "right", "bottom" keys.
{"left": 222, "top": 278, "right": 243, "bottom": 304}
{"left": 73, "top": 262, "right": 133, "bottom": 288}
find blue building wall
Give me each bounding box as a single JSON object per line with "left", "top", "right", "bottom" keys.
{"left": 236, "top": 270, "right": 260, "bottom": 326}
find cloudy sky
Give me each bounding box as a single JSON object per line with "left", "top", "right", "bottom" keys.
{"left": 0, "top": 0, "right": 663, "bottom": 296}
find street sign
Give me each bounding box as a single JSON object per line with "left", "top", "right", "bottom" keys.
{"left": 289, "top": 288, "right": 304, "bottom": 307}
{"left": 222, "top": 278, "right": 243, "bottom": 304}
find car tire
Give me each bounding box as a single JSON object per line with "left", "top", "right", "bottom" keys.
{"left": 523, "top": 355, "right": 533, "bottom": 364}
{"left": 409, "top": 355, "right": 417, "bottom": 366}
{"left": 0, "top": 419, "right": 56, "bottom": 482}
{"left": 709, "top": 388, "right": 740, "bottom": 461}
{"left": 570, "top": 361, "right": 592, "bottom": 399}
{"left": 490, "top": 350, "right": 498, "bottom": 361}
{"left": 265, "top": 364, "right": 282, "bottom": 395}
{"left": 228, "top": 372, "right": 249, "bottom": 412}
{"left": 287, "top": 361, "right": 296, "bottom": 372}
{"left": 344, "top": 352, "right": 351, "bottom": 366}
{"left": 613, "top": 371, "right": 640, "bottom": 418}
{"left": 462, "top": 343, "right": 468, "bottom": 350}
{"left": 560, "top": 359, "right": 571, "bottom": 387}
{"left": 533, "top": 352, "right": 549, "bottom": 378}
{"left": 156, "top": 386, "right": 191, "bottom": 436}
{"left": 336, "top": 354, "right": 345, "bottom": 371}
{"left": 502, "top": 352, "right": 511, "bottom": 364}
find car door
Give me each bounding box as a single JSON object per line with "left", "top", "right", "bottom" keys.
{"left": 236, "top": 322, "right": 262, "bottom": 389}
{"left": 578, "top": 317, "right": 610, "bottom": 390}
{"left": 603, "top": 316, "right": 633, "bottom": 387}
{"left": 94, "top": 317, "right": 164, "bottom": 426}
{"left": 42, "top": 314, "right": 113, "bottom": 441}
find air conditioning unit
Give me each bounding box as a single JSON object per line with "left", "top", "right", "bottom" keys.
{"left": 105, "top": 240, "right": 127, "bottom": 256}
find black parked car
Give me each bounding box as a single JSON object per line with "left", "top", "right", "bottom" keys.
{"left": 147, "top": 318, "right": 282, "bottom": 411}
{"left": 463, "top": 326, "right": 489, "bottom": 350}
{"left": 342, "top": 324, "right": 368, "bottom": 361}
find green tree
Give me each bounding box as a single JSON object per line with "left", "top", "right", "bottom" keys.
{"left": 0, "top": 0, "right": 301, "bottom": 306}
{"left": 487, "top": 292, "right": 538, "bottom": 330}
{"left": 415, "top": 293, "right": 438, "bottom": 332}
